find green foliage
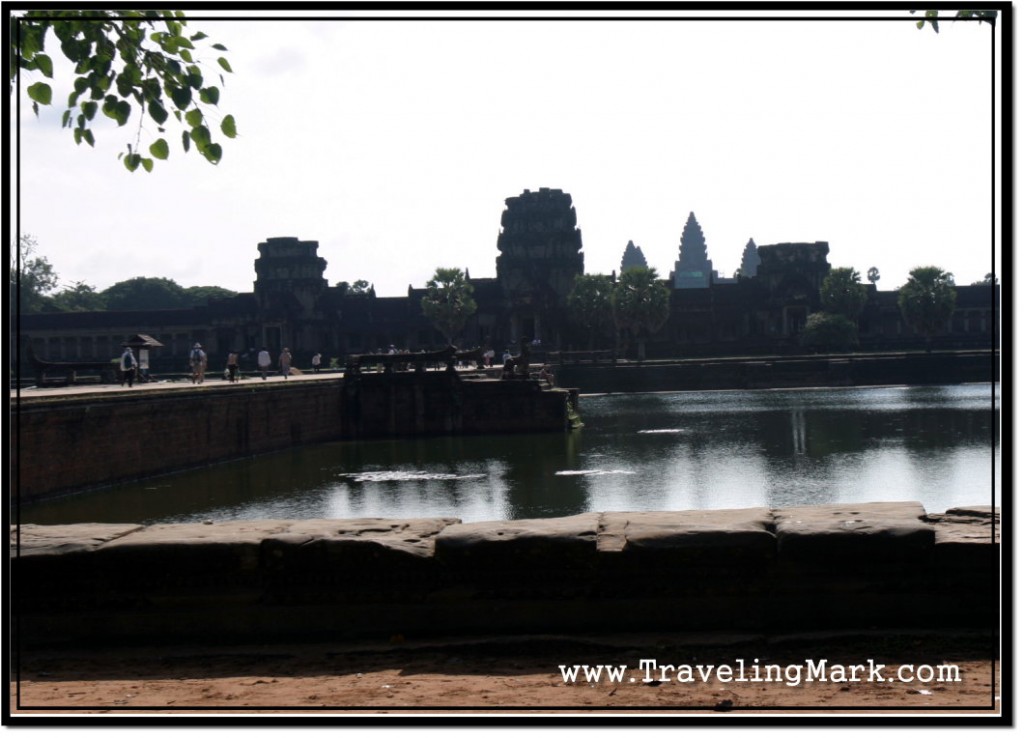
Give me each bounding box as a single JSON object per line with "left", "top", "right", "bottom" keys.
{"left": 10, "top": 234, "right": 59, "bottom": 314}
{"left": 100, "top": 276, "right": 188, "bottom": 310}
{"left": 567, "top": 273, "right": 615, "bottom": 350}
{"left": 420, "top": 267, "right": 477, "bottom": 345}
{"left": 349, "top": 279, "right": 371, "bottom": 295}
{"left": 911, "top": 9, "right": 998, "bottom": 33}
{"left": 612, "top": 267, "right": 670, "bottom": 361}
{"left": 47, "top": 280, "right": 107, "bottom": 312}
{"left": 12, "top": 10, "right": 236, "bottom": 171}
{"left": 184, "top": 285, "right": 238, "bottom": 305}
{"left": 801, "top": 312, "right": 859, "bottom": 353}
{"left": 898, "top": 266, "right": 957, "bottom": 342}
{"left": 819, "top": 267, "right": 867, "bottom": 320}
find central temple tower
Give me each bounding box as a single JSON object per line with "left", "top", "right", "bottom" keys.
{"left": 495, "top": 188, "right": 584, "bottom": 348}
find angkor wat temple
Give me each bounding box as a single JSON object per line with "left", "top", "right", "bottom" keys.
{"left": 19, "top": 188, "right": 997, "bottom": 372}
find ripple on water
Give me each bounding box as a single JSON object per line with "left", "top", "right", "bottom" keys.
{"left": 339, "top": 471, "right": 488, "bottom": 483}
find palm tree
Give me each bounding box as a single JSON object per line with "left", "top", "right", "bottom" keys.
{"left": 612, "top": 267, "right": 670, "bottom": 362}
{"left": 420, "top": 267, "right": 477, "bottom": 346}
{"left": 898, "top": 266, "right": 956, "bottom": 351}
{"left": 567, "top": 273, "right": 615, "bottom": 350}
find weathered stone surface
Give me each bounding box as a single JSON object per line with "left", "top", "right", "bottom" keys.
{"left": 927, "top": 507, "right": 999, "bottom": 572}
{"left": 598, "top": 508, "right": 775, "bottom": 557}
{"left": 88, "top": 520, "right": 293, "bottom": 588}
{"left": 434, "top": 513, "right": 600, "bottom": 576}
{"left": 11, "top": 523, "right": 143, "bottom": 556}
{"left": 260, "top": 518, "right": 459, "bottom": 591}
{"left": 774, "top": 501, "right": 934, "bottom": 565}
{"left": 10, "top": 504, "right": 1001, "bottom": 646}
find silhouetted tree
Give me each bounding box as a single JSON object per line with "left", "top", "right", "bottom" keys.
{"left": 898, "top": 266, "right": 957, "bottom": 350}
{"left": 820, "top": 267, "right": 867, "bottom": 321}
{"left": 421, "top": 267, "right": 477, "bottom": 346}
{"left": 613, "top": 267, "right": 670, "bottom": 362}
{"left": 567, "top": 273, "right": 615, "bottom": 350}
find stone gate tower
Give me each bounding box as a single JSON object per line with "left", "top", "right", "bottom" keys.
{"left": 253, "top": 237, "right": 328, "bottom": 352}
{"left": 495, "top": 188, "right": 584, "bottom": 349}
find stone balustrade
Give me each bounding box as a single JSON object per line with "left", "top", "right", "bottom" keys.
{"left": 10, "top": 502, "right": 998, "bottom": 648}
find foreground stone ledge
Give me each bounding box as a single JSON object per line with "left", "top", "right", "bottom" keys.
{"left": 773, "top": 502, "right": 936, "bottom": 567}
{"left": 11, "top": 502, "right": 1000, "bottom": 646}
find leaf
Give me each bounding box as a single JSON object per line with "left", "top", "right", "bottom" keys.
{"left": 182, "top": 130, "right": 191, "bottom": 153}
{"left": 148, "top": 100, "right": 168, "bottom": 125}
{"left": 26, "top": 81, "right": 52, "bottom": 106}
{"left": 149, "top": 138, "right": 169, "bottom": 160}
{"left": 185, "top": 108, "right": 203, "bottom": 127}
{"left": 189, "top": 124, "right": 211, "bottom": 147}
{"left": 199, "top": 86, "right": 220, "bottom": 105}
{"left": 202, "top": 142, "right": 223, "bottom": 165}
{"left": 190, "top": 31, "right": 209, "bottom": 41}
{"left": 124, "top": 153, "right": 141, "bottom": 172}
{"left": 217, "top": 57, "right": 233, "bottom": 73}
{"left": 115, "top": 100, "right": 132, "bottom": 126}
{"left": 61, "top": 110, "right": 71, "bottom": 128}
{"left": 211, "top": 43, "right": 228, "bottom": 51}
{"left": 83, "top": 129, "right": 95, "bottom": 147}
{"left": 141, "top": 157, "right": 154, "bottom": 173}
{"left": 170, "top": 85, "right": 192, "bottom": 109}
{"left": 35, "top": 53, "right": 53, "bottom": 78}
{"left": 82, "top": 101, "right": 98, "bottom": 120}
{"left": 221, "top": 114, "right": 237, "bottom": 138}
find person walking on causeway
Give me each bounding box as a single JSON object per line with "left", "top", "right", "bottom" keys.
{"left": 120, "top": 346, "right": 138, "bottom": 387}
{"left": 189, "top": 343, "right": 208, "bottom": 384}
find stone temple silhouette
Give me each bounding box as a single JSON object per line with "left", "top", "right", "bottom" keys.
{"left": 19, "top": 188, "right": 997, "bottom": 371}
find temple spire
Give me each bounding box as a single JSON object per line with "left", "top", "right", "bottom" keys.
{"left": 738, "top": 238, "right": 760, "bottom": 278}
{"left": 620, "top": 240, "right": 648, "bottom": 272}
{"left": 672, "top": 212, "right": 713, "bottom": 288}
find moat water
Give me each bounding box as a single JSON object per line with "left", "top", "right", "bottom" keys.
{"left": 20, "top": 383, "right": 1000, "bottom": 525}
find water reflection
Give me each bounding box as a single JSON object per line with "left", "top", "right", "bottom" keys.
{"left": 19, "top": 383, "right": 999, "bottom": 525}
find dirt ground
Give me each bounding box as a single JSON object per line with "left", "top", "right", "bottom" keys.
{"left": 9, "top": 629, "right": 1001, "bottom": 719}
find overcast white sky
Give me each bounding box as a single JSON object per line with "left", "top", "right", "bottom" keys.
{"left": 13, "top": 8, "right": 1002, "bottom": 298}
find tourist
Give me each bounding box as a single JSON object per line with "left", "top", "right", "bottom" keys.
{"left": 226, "top": 351, "right": 239, "bottom": 383}
{"left": 189, "top": 343, "right": 207, "bottom": 384}
{"left": 501, "top": 357, "right": 516, "bottom": 380}
{"left": 311, "top": 351, "right": 322, "bottom": 373}
{"left": 119, "top": 346, "right": 137, "bottom": 387}
{"left": 279, "top": 347, "right": 293, "bottom": 379}
{"left": 257, "top": 347, "right": 271, "bottom": 380}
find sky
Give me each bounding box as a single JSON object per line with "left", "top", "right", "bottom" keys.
{"left": 12, "top": 8, "right": 1003, "bottom": 299}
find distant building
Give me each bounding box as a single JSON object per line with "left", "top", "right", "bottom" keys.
{"left": 671, "top": 212, "right": 714, "bottom": 289}
{"left": 619, "top": 241, "right": 648, "bottom": 272}
{"left": 18, "top": 189, "right": 998, "bottom": 373}
{"left": 738, "top": 238, "right": 760, "bottom": 278}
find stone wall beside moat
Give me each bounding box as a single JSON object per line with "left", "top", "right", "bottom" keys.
{"left": 11, "top": 502, "right": 998, "bottom": 647}
{"left": 12, "top": 371, "right": 577, "bottom": 502}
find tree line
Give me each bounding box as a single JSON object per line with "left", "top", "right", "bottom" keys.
{"left": 11, "top": 234, "right": 237, "bottom": 313}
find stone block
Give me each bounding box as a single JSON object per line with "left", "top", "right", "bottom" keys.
{"left": 11, "top": 523, "right": 143, "bottom": 557}
{"left": 260, "top": 518, "right": 458, "bottom": 592}
{"left": 928, "top": 507, "right": 999, "bottom": 574}
{"left": 598, "top": 508, "right": 775, "bottom": 558}
{"left": 88, "top": 520, "right": 291, "bottom": 590}
{"left": 434, "top": 513, "right": 600, "bottom": 582}
{"left": 774, "top": 501, "right": 934, "bottom": 566}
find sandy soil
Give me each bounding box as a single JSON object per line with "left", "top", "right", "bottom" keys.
{"left": 9, "top": 630, "right": 1000, "bottom": 718}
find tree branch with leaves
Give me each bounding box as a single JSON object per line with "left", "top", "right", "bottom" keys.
{"left": 12, "top": 9, "right": 236, "bottom": 171}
